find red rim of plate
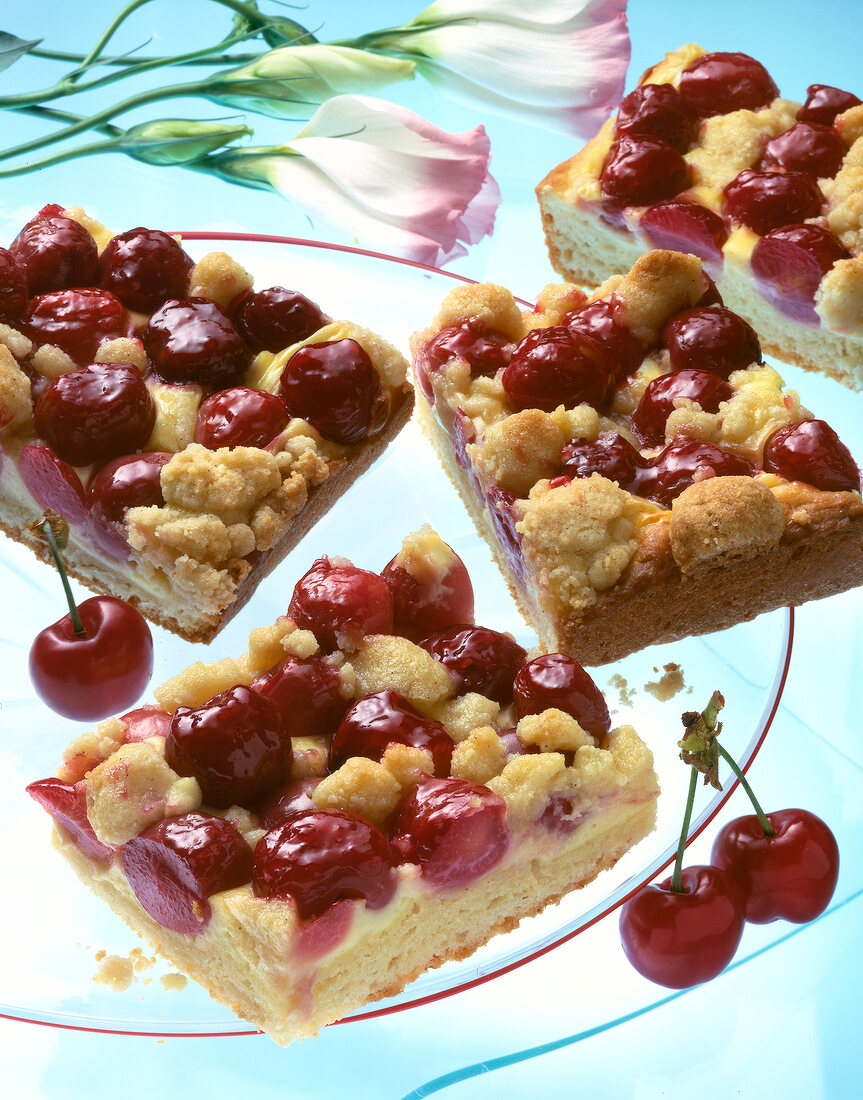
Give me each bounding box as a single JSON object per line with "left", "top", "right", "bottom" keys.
{"left": 0, "top": 233, "right": 793, "bottom": 1038}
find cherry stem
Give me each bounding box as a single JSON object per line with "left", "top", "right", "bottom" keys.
{"left": 38, "top": 520, "right": 86, "bottom": 638}
{"left": 715, "top": 741, "right": 777, "bottom": 838}
{"left": 670, "top": 764, "right": 699, "bottom": 894}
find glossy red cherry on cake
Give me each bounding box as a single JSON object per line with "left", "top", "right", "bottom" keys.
{"left": 232, "top": 286, "right": 327, "bottom": 353}
{"left": 252, "top": 809, "right": 398, "bottom": 918}
{"left": 252, "top": 653, "right": 349, "bottom": 739}
{"left": 561, "top": 431, "right": 643, "bottom": 486}
{"left": 678, "top": 52, "right": 778, "bottom": 117}
{"left": 381, "top": 542, "right": 474, "bottom": 641}
{"left": 166, "top": 684, "right": 292, "bottom": 809}
{"left": 513, "top": 653, "right": 611, "bottom": 741}
{"left": 631, "top": 439, "right": 755, "bottom": 508}
{"left": 600, "top": 135, "right": 691, "bottom": 207}
{"left": 663, "top": 306, "right": 761, "bottom": 378}
{"left": 632, "top": 368, "right": 734, "bottom": 446}
{"left": 750, "top": 223, "right": 850, "bottom": 324}
{"left": 288, "top": 556, "right": 394, "bottom": 651}
{"left": 34, "top": 363, "right": 156, "bottom": 467}
{"left": 763, "top": 419, "right": 860, "bottom": 493}
{"left": 259, "top": 777, "right": 323, "bottom": 830}
{"left": 9, "top": 204, "right": 99, "bottom": 294}
{"left": 330, "top": 690, "right": 455, "bottom": 777}
{"left": 640, "top": 201, "right": 728, "bottom": 267}
{"left": 194, "top": 386, "right": 289, "bottom": 450}
{"left": 697, "top": 273, "right": 724, "bottom": 307}
{"left": 99, "top": 227, "right": 194, "bottom": 312}
{"left": 615, "top": 83, "right": 699, "bottom": 152}
{"left": 392, "top": 776, "right": 509, "bottom": 890}
{"left": 18, "top": 444, "right": 90, "bottom": 527}
{"left": 87, "top": 451, "right": 171, "bottom": 558}
{"left": 798, "top": 84, "right": 862, "bottom": 126}
{"left": 24, "top": 287, "right": 131, "bottom": 364}
{"left": 502, "top": 326, "right": 613, "bottom": 412}
{"left": 563, "top": 296, "right": 646, "bottom": 383}
{"left": 121, "top": 813, "right": 253, "bottom": 934}
{"left": 419, "top": 625, "right": 527, "bottom": 705}
{"left": 143, "top": 297, "right": 252, "bottom": 388}
{"left": 414, "top": 318, "right": 511, "bottom": 404}
{"left": 279, "top": 338, "right": 384, "bottom": 445}
{"left": 759, "top": 122, "right": 846, "bottom": 179}
{"left": 120, "top": 704, "right": 172, "bottom": 743}
{"left": 722, "top": 169, "right": 823, "bottom": 236}
{"left": 0, "top": 247, "right": 28, "bottom": 320}
{"left": 27, "top": 777, "right": 114, "bottom": 863}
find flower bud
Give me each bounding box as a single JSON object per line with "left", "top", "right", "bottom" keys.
{"left": 120, "top": 118, "right": 252, "bottom": 165}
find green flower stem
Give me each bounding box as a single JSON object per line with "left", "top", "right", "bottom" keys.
{"left": 38, "top": 521, "right": 86, "bottom": 637}
{"left": 0, "top": 139, "right": 126, "bottom": 176}
{"left": 30, "top": 47, "right": 264, "bottom": 67}
{"left": 671, "top": 765, "right": 699, "bottom": 894}
{"left": 715, "top": 742, "right": 777, "bottom": 837}
{"left": 16, "top": 104, "right": 125, "bottom": 138}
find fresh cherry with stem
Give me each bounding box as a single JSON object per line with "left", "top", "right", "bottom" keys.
{"left": 27, "top": 512, "right": 153, "bottom": 721}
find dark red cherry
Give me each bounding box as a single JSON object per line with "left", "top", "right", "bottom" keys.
{"left": 561, "top": 431, "right": 643, "bottom": 485}
{"left": 600, "top": 135, "right": 691, "bottom": 207}
{"left": 722, "top": 169, "right": 823, "bottom": 236}
{"left": 330, "top": 690, "right": 454, "bottom": 777}
{"left": 252, "top": 809, "right": 398, "bottom": 918}
{"left": 232, "top": 286, "right": 327, "bottom": 353}
{"left": 414, "top": 318, "right": 511, "bottom": 404}
{"left": 166, "top": 684, "right": 292, "bottom": 809}
{"left": 10, "top": 205, "right": 98, "bottom": 294}
{"left": 0, "top": 247, "right": 28, "bottom": 319}
{"left": 798, "top": 84, "right": 862, "bottom": 126}
{"left": 615, "top": 83, "right": 699, "bottom": 152}
{"left": 24, "top": 288, "right": 131, "bottom": 364}
{"left": 120, "top": 704, "right": 172, "bottom": 743}
{"left": 563, "top": 296, "right": 645, "bottom": 383}
{"left": 759, "top": 123, "right": 846, "bottom": 178}
{"left": 143, "top": 297, "right": 252, "bottom": 388}
{"left": 259, "top": 777, "right": 323, "bottom": 830}
{"left": 26, "top": 777, "right": 113, "bottom": 863}
{"left": 663, "top": 306, "right": 761, "bottom": 378}
{"left": 121, "top": 813, "right": 253, "bottom": 934}
{"left": 750, "top": 224, "right": 850, "bottom": 324}
{"left": 279, "top": 338, "right": 383, "bottom": 445}
{"left": 502, "top": 325, "right": 613, "bottom": 412}
{"left": 419, "top": 624, "right": 527, "bottom": 705}
{"left": 99, "top": 228, "right": 194, "bottom": 312}
{"left": 194, "top": 386, "right": 289, "bottom": 449}
{"left": 288, "top": 556, "right": 394, "bottom": 651}
{"left": 381, "top": 541, "right": 474, "bottom": 641}
{"left": 87, "top": 451, "right": 170, "bottom": 522}
{"left": 698, "top": 273, "right": 724, "bottom": 306}
{"left": 392, "top": 776, "right": 509, "bottom": 889}
{"left": 486, "top": 485, "right": 525, "bottom": 582}
{"left": 678, "top": 52, "right": 778, "bottom": 117}
{"left": 513, "top": 652, "right": 611, "bottom": 740}
{"left": 251, "top": 653, "right": 349, "bottom": 739}
{"left": 640, "top": 201, "right": 728, "bottom": 267}
{"left": 631, "top": 439, "right": 755, "bottom": 507}
{"left": 18, "top": 444, "right": 89, "bottom": 527}
{"left": 763, "top": 419, "right": 860, "bottom": 492}
{"left": 34, "top": 363, "right": 156, "bottom": 467}
{"left": 632, "top": 368, "right": 733, "bottom": 446}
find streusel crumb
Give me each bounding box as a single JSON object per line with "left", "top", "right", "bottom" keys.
{"left": 312, "top": 757, "right": 401, "bottom": 827}
{"left": 0, "top": 347, "right": 32, "bottom": 431}
{"left": 189, "top": 251, "right": 254, "bottom": 310}
{"left": 516, "top": 709, "right": 595, "bottom": 754}
{"left": 450, "top": 727, "right": 508, "bottom": 784}
{"left": 351, "top": 635, "right": 455, "bottom": 706}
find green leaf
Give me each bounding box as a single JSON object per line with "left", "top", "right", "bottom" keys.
{"left": 0, "top": 31, "right": 42, "bottom": 74}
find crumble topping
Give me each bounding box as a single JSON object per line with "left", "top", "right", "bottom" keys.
{"left": 474, "top": 408, "right": 568, "bottom": 497}
{"left": 31, "top": 343, "right": 76, "bottom": 379}
{"left": 312, "top": 757, "right": 402, "bottom": 827}
{"left": 428, "top": 692, "right": 500, "bottom": 743}
{"left": 817, "top": 258, "right": 863, "bottom": 334}
{"left": 0, "top": 347, "right": 32, "bottom": 431}
{"left": 63, "top": 205, "right": 112, "bottom": 251}
{"left": 161, "top": 444, "right": 283, "bottom": 524}
{"left": 644, "top": 663, "right": 686, "bottom": 701}
{"left": 394, "top": 524, "right": 458, "bottom": 588}
{"left": 58, "top": 716, "right": 127, "bottom": 783}
{"left": 381, "top": 744, "right": 435, "bottom": 789}
{"left": 291, "top": 737, "right": 329, "bottom": 779}
{"left": 155, "top": 656, "right": 251, "bottom": 712}
{"left": 0, "top": 322, "right": 32, "bottom": 360}
{"left": 94, "top": 338, "right": 147, "bottom": 372}
{"left": 516, "top": 709, "right": 595, "bottom": 754}
{"left": 450, "top": 727, "right": 508, "bottom": 784}
{"left": 188, "top": 251, "right": 254, "bottom": 310}
{"left": 350, "top": 634, "right": 455, "bottom": 706}
{"left": 609, "top": 251, "right": 704, "bottom": 346}
{"left": 684, "top": 100, "right": 798, "bottom": 191}
{"left": 144, "top": 381, "right": 203, "bottom": 453}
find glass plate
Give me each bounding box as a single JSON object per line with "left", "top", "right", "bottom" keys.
{"left": 0, "top": 234, "right": 791, "bottom": 1037}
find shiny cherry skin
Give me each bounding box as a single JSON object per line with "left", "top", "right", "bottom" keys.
{"left": 99, "top": 227, "right": 194, "bottom": 312}
{"left": 381, "top": 542, "right": 474, "bottom": 642}
{"left": 414, "top": 318, "right": 511, "bottom": 404}
{"left": 663, "top": 306, "right": 761, "bottom": 378}
{"left": 711, "top": 808, "right": 839, "bottom": 924}
{"left": 759, "top": 122, "right": 846, "bottom": 178}
{"left": 798, "top": 84, "right": 862, "bottom": 126}
{"left": 392, "top": 776, "right": 509, "bottom": 890}
{"left": 194, "top": 386, "right": 289, "bottom": 449}
{"left": 288, "top": 557, "right": 394, "bottom": 651}
{"left": 279, "top": 338, "right": 384, "bottom": 445}
{"left": 166, "top": 684, "right": 292, "bottom": 809}
{"left": 722, "top": 168, "right": 823, "bottom": 236}
{"left": 697, "top": 272, "right": 724, "bottom": 307}
{"left": 619, "top": 864, "right": 745, "bottom": 988}
{"left": 259, "top": 777, "right": 323, "bottom": 830}
{"left": 640, "top": 200, "right": 728, "bottom": 267}
{"left": 232, "top": 286, "right": 327, "bottom": 353}
{"left": 486, "top": 485, "right": 525, "bottom": 582}
{"left": 120, "top": 704, "right": 172, "bottom": 743}
{"left": 34, "top": 363, "right": 156, "bottom": 467}
{"left": 563, "top": 296, "right": 645, "bottom": 383}
{"left": 615, "top": 83, "right": 699, "bottom": 152}
{"left": 763, "top": 419, "right": 860, "bottom": 493}
{"left": 678, "top": 52, "right": 778, "bottom": 117}
{"left": 0, "top": 247, "right": 28, "bottom": 320}
{"left": 632, "top": 440, "right": 755, "bottom": 508}
{"left": 561, "top": 431, "right": 643, "bottom": 486}
{"left": 26, "top": 777, "right": 114, "bottom": 862}
{"left": 513, "top": 653, "right": 611, "bottom": 740}
{"left": 10, "top": 204, "right": 99, "bottom": 294}
{"left": 24, "top": 287, "right": 131, "bottom": 364}
{"left": 330, "top": 690, "right": 455, "bottom": 777}
{"left": 750, "top": 223, "right": 850, "bottom": 324}
{"left": 419, "top": 624, "right": 527, "bottom": 705}
{"left": 252, "top": 653, "right": 349, "bottom": 739}
{"left": 18, "top": 444, "right": 89, "bottom": 527}
{"left": 632, "top": 368, "right": 734, "bottom": 446}
{"left": 30, "top": 595, "right": 154, "bottom": 721}
{"left": 121, "top": 813, "right": 253, "bottom": 934}
{"left": 252, "top": 809, "right": 398, "bottom": 919}
{"left": 503, "top": 325, "right": 613, "bottom": 412}
{"left": 87, "top": 451, "right": 171, "bottom": 558}
{"left": 144, "top": 297, "right": 252, "bottom": 388}
{"left": 600, "top": 135, "right": 691, "bottom": 207}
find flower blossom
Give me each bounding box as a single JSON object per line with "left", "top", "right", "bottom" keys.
{"left": 212, "top": 94, "right": 499, "bottom": 266}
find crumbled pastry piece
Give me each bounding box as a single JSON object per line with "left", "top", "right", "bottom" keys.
{"left": 312, "top": 757, "right": 401, "bottom": 827}
{"left": 350, "top": 635, "right": 455, "bottom": 705}
{"left": 381, "top": 743, "right": 435, "bottom": 791}
{"left": 550, "top": 404, "right": 601, "bottom": 444}
{"left": 608, "top": 673, "right": 635, "bottom": 707}
{"left": 57, "top": 717, "right": 127, "bottom": 783}
{"left": 155, "top": 656, "right": 250, "bottom": 712}
{"left": 94, "top": 338, "right": 147, "bottom": 372}
{"left": 0, "top": 347, "right": 32, "bottom": 432}
{"left": 640, "top": 42, "right": 706, "bottom": 86}
{"left": 145, "top": 381, "right": 203, "bottom": 453}
{"left": 291, "top": 738, "right": 329, "bottom": 779}
{"left": 427, "top": 692, "right": 500, "bottom": 743}
{"left": 393, "top": 524, "right": 458, "bottom": 588}
{"left": 835, "top": 105, "right": 863, "bottom": 147}
{"left": 450, "top": 727, "right": 508, "bottom": 784}
{"left": 644, "top": 663, "right": 686, "bottom": 701}
{"left": 236, "top": 618, "right": 305, "bottom": 677}
{"left": 611, "top": 251, "right": 704, "bottom": 346}
{"left": 685, "top": 100, "right": 798, "bottom": 191}
{"left": 0, "top": 322, "right": 32, "bottom": 360}
{"left": 93, "top": 954, "right": 135, "bottom": 992}
{"left": 31, "top": 343, "right": 76, "bottom": 379}
{"left": 64, "top": 205, "right": 112, "bottom": 251}
{"left": 161, "top": 444, "right": 282, "bottom": 526}
{"left": 817, "top": 258, "right": 863, "bottom": 335}
{"left": 428, "top": 283, "right": 525, "bottom": 342}
{"left": 664, "top": 406, "right": 722, "bottom": 445}
{"left": 605, "top": 724, "right": 655, "bottom": 781}
{"left": 526, "top": 283, "right": 588, "bottom": 328}
{"left": 249, "top": 473, "right": 309, "bottom": 552}
{"left": 719, "top": 366, "right": 804, "bottom": 450}
{"left": 487, "top": 753, "right": 577, "bottom": 828}
{"left": 189, "top": 251, "right": 254, "bottom": 310}
{"left": 473, "top": 409, "right": 567, "bottom": 497}
{"left": 516, "top": 709, "right": 595, "bottom": 754}
{"left": 161, "top": 973, "right": 188, "bottom": 993}
{"left": 439, "top": 361, "right": 510, "bottom": 429}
